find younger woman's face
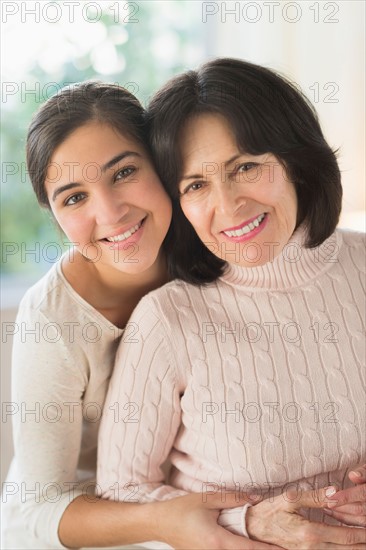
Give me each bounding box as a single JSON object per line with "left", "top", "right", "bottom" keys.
{"left": 45, "top": 122, "right": 172, "bottom": 275}
{"left": 178, "top": 114, "right": 298, "bottom": 268}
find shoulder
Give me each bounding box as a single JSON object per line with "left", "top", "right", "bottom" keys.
{"left": 129, "top": 278, "right": 225, "bottom": 340}
{"left": 137, "top": 278, "right": 218, "bottom": 316}
{"left": 336, "top": 228, "right": 365, "bottom": 269}
{"left": 17, "top": 258, "right": 83, "bottom": 323}
{"left": 19, "top": 260, "right": 66, "bottom": 309}
{"left": 337, "top": 227, "right": 365, "bottom": 248}
{"left": 12, "top": 261, "right": 89, "bottom": 387}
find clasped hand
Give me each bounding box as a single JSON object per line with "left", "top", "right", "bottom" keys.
{"left": 246, "top": 465, "right": 366, "bottom": 549}
{"left": 323, "top": 464, "right": 366, "bottom": 528}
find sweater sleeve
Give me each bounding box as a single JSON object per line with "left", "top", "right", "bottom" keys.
{"left": 97, "top": 296, "right": 249, "bottom": 540}
{"left": 10, "top": 302, "right": 89, "bottom": 548}
{"left": 97, "top": 298, "right": 185, "bottom": 502}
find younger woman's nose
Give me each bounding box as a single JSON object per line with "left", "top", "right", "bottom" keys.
{"left": 95, "top": 192, "right": 129, "bottom": 226}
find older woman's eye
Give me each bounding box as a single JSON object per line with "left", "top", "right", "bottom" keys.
{"left": 180, "top": 182, "right": 204, "bottom": 195}
{"left": 65, "top": 193, "right": 86, "bottom": 206}
{"left": 237, "top": 162, "right": 258, "bottom": 172}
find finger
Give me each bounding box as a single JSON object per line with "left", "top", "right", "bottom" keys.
{"left": 327, "top": 484, "right": 366, "bottom": 508}
{"left": 291, "top": 486, "right": 338, "bottom": 510}
{"left": 277, "top": 513, "right": 366, "bottom": 546}
{"left": 325, "top": 501, "right": 366, "bottom": 515}
{"left": 349, "top": 464, "right": 366, "bottom": 484}
{"left": 318, "top": 522, "right": 366, "bottom": 545}
{"left": 323, "top": 507, "right": 366, "bottom": 527}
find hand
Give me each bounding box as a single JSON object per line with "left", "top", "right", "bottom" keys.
{"left": 155, "top": 492, "right": 281, "bottom": 549}
{"left": 324, "top": 465, "right": 366, "bottom": 527}
{"left": 246, "top": 486, "right": 366, "bottom": 549}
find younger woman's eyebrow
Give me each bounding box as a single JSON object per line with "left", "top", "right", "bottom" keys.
{"left": 52, "top": 182, "right": 80, "bottom": 202}
{"left": 101, "top": 151, "right": 141, "bottom": 173}
{"left": 51, "top": 151, "right": 142, "bottom": 202}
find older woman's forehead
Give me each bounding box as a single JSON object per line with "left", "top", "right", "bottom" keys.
{"left": 180, "top": 114, "right": 237, "bottom": 156}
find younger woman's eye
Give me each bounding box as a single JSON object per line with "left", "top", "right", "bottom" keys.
{"left": 64, "top": 192, "right": 86, "bottom": 206}
{"left": 114, "top": 166, "right": 136, "bottom": 181}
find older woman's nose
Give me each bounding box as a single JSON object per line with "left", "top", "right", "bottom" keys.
{"left": 213, "top": 185, "right": 245, "bottom": 216}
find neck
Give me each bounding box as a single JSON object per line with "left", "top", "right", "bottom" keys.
{"left": 62, "top": 249, "right": 169, "bottom": 327}
{"left": 222, "top": 227, "right": 340, "bottom": 291}
{"left": 89, "top": 249, "right": 169, "bottom": 295}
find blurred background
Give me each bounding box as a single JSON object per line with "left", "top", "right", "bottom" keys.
{"left": 1, "top": 0, "right": 365, "bottom": 479}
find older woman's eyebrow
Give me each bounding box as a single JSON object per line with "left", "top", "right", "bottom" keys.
{"left": 181, "top": 154, "right": 244, "bottom": 180}
{"left": 181, "top": 172, "right": 203, "bottom": 181}
{"left": 51, "top": 151, "right": 142, "bottom": 202}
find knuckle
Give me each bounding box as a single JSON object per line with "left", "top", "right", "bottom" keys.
{"left": 355, "top": 502, "right": 366, "bottom": 515}
{"left": 300, "top": 525, "right": 319, "bottom": 543}
{"left": 310, "top": 488, "right": 320, "bottom": 505}
{"left": 345, "top": 528, "right": 366, "bottom": 545}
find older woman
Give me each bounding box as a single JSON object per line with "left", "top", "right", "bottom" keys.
{"left": 97, "top": 59, "right": 365, "bottom": 549}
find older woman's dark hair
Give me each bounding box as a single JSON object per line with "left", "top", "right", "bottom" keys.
{"left": 27, "top": 81, "right": 147, "bottom": 207}
{"left": 146, "top": 57, "right": 342, "bottom": 284}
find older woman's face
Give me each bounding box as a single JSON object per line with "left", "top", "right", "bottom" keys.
{"left": 178, "top": 114, "right": 298, "bottom": 268}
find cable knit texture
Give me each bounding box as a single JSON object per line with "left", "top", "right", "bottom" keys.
{"left": 97, "top": 228, "right": 366, "bottom": 545}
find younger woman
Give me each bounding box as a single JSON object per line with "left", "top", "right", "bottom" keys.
{"left": 2, "top": 82, "right": 262, "bottom": 550}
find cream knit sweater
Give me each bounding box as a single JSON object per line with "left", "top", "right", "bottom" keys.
{"left": 97, "top": 228, "right": 366, "bottom": 545}
{"left": 2, "top": 259, "right": 123, "bottom": 549}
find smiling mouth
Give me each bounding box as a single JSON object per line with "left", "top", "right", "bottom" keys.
{"left": 222, "top": 213, "right": 267, "bottom": 237}
{"left": 103, "top": 218, "right": 146, "bottom": 243}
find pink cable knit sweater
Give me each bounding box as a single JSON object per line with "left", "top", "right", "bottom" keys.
{"left": 97, "top": 228, "right": 365, "bottom": 544}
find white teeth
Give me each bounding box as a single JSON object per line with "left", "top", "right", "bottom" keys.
{"left": 106, "top": 222, "right": 142, "bottom": 242}
{"left": 224, "top": 213, "right": 265, "bottom": 238}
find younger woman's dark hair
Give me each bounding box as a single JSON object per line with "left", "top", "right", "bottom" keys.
{"left": 26, "top": 81, "right": 148, "bottom": 207}
{"left": 146, "top": 57, "right": 343, "bottom": 284}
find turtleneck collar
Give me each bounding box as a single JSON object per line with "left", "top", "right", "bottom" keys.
{"left": 221, "top": 226, "right": 342, "bottom": 291}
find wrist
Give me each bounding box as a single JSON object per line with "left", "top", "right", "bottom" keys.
{"left": 146, "top": 500, "right": 172, "bottom": 544}
{"left": 246, "top": 504, "right": 261, "bottom": 541}
{"left": 241, "top": 503, "right": 253, "bottom": 537}
{"left": 144, "top": 501, "right": 163, "bottom": 542}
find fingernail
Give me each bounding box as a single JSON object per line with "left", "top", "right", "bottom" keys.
{"left": 323, "top": 508, "right": 332, "bottom": 515}
{"left": 325, "top": 486, "right": 337, "bottom": 497}
{"left": 350, "top": 470, "right": 362, "bottom": 478}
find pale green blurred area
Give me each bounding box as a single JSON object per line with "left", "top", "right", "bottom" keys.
{"left": 1, "top": 0, "right": 206, "bottom": 278}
